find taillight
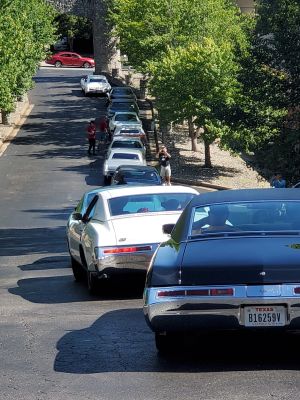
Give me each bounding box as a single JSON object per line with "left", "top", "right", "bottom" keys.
{"left": 157, "top": 288, "right": 234, "bottom": 298}
{"left": 103, "top": 245, "right": 152, "bottom": 254}
{"left": 294, "top": 287, "right": 300, "bottom": 294}
{"left": 210, "top": 288, "right": 234, "bottom": 296}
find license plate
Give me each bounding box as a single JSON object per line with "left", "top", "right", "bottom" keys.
{"left": 244, "top": 306, "right": 286, "bottom": 327}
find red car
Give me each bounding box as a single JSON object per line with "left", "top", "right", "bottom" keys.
{"left": 46, "top": 52, "right": 95, "bottom": 68}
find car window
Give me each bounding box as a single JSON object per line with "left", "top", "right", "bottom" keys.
{"left": 111, "top": 141, "right": 142, "bottom": 149}
{"left": 61, "top": 54, "right": 70, "bottom": 57}
{"left": 90, "top": 78, "right": 107, "bottom": 83}
{"left": 109, "top": 193, "right": 195, "bottom": 216}
{"left": 115, "top": 114, "right": 137, "bottom": 121}
{"left": 112, "top": 153, "right": 140, "bottom": 160}
{"left": 71, "top": 54, "right": 80, "bottom": 58}
{"left": 191, "top": 201, "right": 300, "bottom": 235}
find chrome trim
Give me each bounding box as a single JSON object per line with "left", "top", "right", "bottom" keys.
{"left": 144, "top": 284, "right": 300, "bottom": 332}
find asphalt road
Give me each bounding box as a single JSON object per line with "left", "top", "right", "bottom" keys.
{"left": 0, "top": 67, "right": 300, "bottom": 400}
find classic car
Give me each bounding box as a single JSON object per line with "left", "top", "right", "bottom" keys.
{"left": 109, "top": 112, "right": 142, "bottom": 133}
{"left": 107, "top": 86, "right": 137, "bottom": 102}
{"left": 107, "top": 99, "right": 139, "bottom": 118}
{"left": 103, "top": 148, "right": 146, "bottom": 184}
{"left": 46, "top": 52, "right": 95, "bottom": 68}
{"left": 110, "top": 165, "right": 162, "bottom": 186}
{"left": 80, "top": 74, "right": 111, "bottom": 96}
{"left": 144, "top": 189, "right": 300, "bottom": 352}
{"left": 66, "top": 185, "right": 198, "bottom": 294}
{"left": 107, "top": 137, "right": 146, "bottom": 158}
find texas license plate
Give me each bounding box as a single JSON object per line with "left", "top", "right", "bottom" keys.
{"left": 244, "top": 306, "right": 286, "bottom": 327}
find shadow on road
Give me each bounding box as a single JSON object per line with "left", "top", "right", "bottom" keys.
{"left": 54, "top": 308, "right": 300, "bottom": 374}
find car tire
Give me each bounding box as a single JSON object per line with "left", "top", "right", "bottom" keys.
{"left": 87, "top": 270, "right": 99, "bottom": 295}
{"left": 83, "top": 62, "right": 91, "bottom": 68}
{"left": 70, "top": 256, "right": 85, "bottom": 282}
{"left": 55, "top": 61, "right": 62, "bottom": 68}
{"left": 103, "top": 176, "right": 111, "bottom": 185}
{"left": 155, "top": 332, "right": 173, "bottom": 354}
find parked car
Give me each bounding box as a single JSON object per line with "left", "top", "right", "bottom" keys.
{"left": 103, "top": 148, "right": 146, "bottom": 184}
{"left": 66, "top": 185, "right": 198, "bottom": 293}
{"left": 46, "top": 52, "right": 95, "bottom": 68}
{"left": 80, "top": 74, "right": 111, "bottom": 96}
{"left": 109, "top": 112, "right": 142, "bottom": 133}
{"left": 107, "top": 137, "right": 146, "bottom": 158}
{"left": 113, "top": 126, "right": 146, "bottom": 141}
{"left": 144, "top": 188, "right": 300, "bottom": 352}
{"left": 108, "top": 86, "right": 137, "bottom": 102}
{"left": 107, "top": 99, "right": 139, "bottom": 118}
{"left": 53, "top": 37, "right": 68, "bottom": 51}
{"left": 111, "top": 165, "right": 162, "bottom": 186}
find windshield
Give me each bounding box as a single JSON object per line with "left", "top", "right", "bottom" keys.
{"left": 112, "top": 153, "right": 140, "bottom": 160}
{"left": 190, "top": 201, "right": 300, "bottom": 236}
{"left": 115, "top": 114, "right": 137, "bottom": 122}
{"left": 109, "top": 193, "right": 195, "bottom": 216}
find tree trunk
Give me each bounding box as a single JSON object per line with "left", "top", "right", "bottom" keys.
{"left": 69, "top": 36, "right": 74, "bottom": 52}
{"left": 139, "top": 79, "right": 147, "bottom": 100}
{"left": 204, "top": 139, "right": 212, "bottom": 168}
{"left": 1, "top": 110, "right": 9, "bottom": 125}
{"left": 188, "top": 118, "right": 198, "bottom": 152}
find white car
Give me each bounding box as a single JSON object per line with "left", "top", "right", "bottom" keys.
{"left": 66, "top": 185, "right": 198, "bottom": 293}
{"left": 103, "top": 148, "right": 146, "bottom": 184}
{"left": 106, "top": 137, "right": 146, "bottom": 158}
{"left": 80, "top": 74, "right": 111, "bottom": 96}
{"left": 109, "top": 111, "right": 142, "bottom": 133}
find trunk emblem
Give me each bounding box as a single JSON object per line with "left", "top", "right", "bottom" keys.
{"left": 259, "top": 271, "right": 266, "bottom": 276}
{"left": 119, "top": 238, "right": 126, "bottom": 242}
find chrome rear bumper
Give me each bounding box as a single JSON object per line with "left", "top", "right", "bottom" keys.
{"left": 144, "top": 285, "right": 300, "bottom": 332}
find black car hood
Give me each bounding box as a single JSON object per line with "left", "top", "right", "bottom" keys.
{"left": 181, "top": 236, "right": 300, "bottom": 286}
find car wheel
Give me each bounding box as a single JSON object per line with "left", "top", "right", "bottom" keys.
{"left": 83, "top": 62, "right": 91, "bottom": 68}
{"left": 155, "top": 332, "right": 173, "bottom": 354}
{"left": 87, "top": 270, "right": 99, "bottom": 295}
{"left": 70, "top": 256, "right": 85, "bottom": 282}
{"left": 55, "top": 61, "right": 62, "bottom": 68}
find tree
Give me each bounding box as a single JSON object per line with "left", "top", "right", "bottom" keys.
{"left": 0, "top": 0, "right": 56, "bottom": 123}
{"left": 149, "top": 39, "right": 240, "bottom": 167}
{"left": 55, "top": 14, "right": 92, "bottom": 52}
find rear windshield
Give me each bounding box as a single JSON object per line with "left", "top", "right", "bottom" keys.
{"left": 112, "top": 88, "right": 133, "bottom": 95}
{"left": 119, "top": 129, "right": 140, "bottom": 134}
{"left": 112, "top": 141, "right": 142, "bottom": 149}
{"left": 191, "top": 201, "right": 300, "bottom": 236}
{"left": 109, "top": 193, "right": 195, "bottom": 216}
{"left": 90, "top": 78, "right": 107, "bottom": 83}
{"left": 115, "top": 114, "right": 137, "bottom": 121}
{"left": 112, "top": 153, "right": 140, "bottom": 160}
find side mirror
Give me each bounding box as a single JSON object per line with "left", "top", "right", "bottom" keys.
{"left": 162, "top": 223, "right": 175, "bottom": 234}
{"left": 72, "top": 212, "right": 83, "bottom": 221}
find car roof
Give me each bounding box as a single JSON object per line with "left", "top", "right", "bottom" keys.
{"left": 110, "top": 148, "right": 143, "bottom": 155}
{"left": 189, "top": 188, "right": 300, "bottom": 207}
{"left": 112, "top": 86, "right": 133, "bottom": 91}
{"left": 114, "top": 111, "right": 137, "bottom": 116}
{"left": 89, "top": 75, "right": 107, "bottom": 79}
{"left": 111, "top": 137, "right": 142, "bottom": 142}
{"left": 110, "top": 98, "right": 137, "bottom": 103}
{"left": 98, "top": 185, "right": 198, "bottom": 200}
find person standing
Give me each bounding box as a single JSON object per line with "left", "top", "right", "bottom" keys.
{"left": 87, "top": 120, "right": 96, "bottom": 155}
{"left": 99, "top": 116, "right": 109, "bottom": 145}
{"left": 158, "top": 145, "right": 171, "bottom": 185}
{"left": 270, "top": 173, "right": 286, "bottom": 188}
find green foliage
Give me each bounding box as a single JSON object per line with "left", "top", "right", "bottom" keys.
{"left": 0, "top": 0, "right": 56, "bottom": 114}
{"left": 55, "top": 14, "right": 92, "bottom": 42}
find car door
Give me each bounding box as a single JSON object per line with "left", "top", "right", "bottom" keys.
{"left": 68, "top": 193, "right": 98, "bottom": 262}
{"left": 60, "top": 53, "right": 72, "bottom": 66}
{"left": 70, "top": 53, "right": 81, "bottom": 67}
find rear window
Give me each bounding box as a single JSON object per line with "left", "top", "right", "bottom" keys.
{"left": 112, "top": 88, "right": 133, "bottom": 95}
{"left": 115, "top": 114, "right": 137, "bottom": 121}
{"left": 112, "top": 153, "right": 140, "bottom": 160}
{"left": 191, "top": 201, "right": 300, "bottom": 236}
{"left": 123, "top": 171, "right": 159, "bottom": 182}
{"left": 112, "top": 141, "right": 142, "bottom": 149}
{"left": 119, "top": 129, "right": 140, "bottom": 134}
{"left": 90, "top": 78, "right": 107, "bottom": 83}
{"left": 109, "top": 193, "right": 195, "bottom": 216}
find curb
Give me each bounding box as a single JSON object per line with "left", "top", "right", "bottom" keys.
{"left": 0, "top": 101, "right": 33, "bottom": 155}
{"left": 171, "top": 177, "right": 230, "bottom": 191}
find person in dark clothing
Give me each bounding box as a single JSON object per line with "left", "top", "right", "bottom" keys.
{"left": 157, "top": 145, "right": 171, "bottom": 185}
{"left": 270, "top": 173, "right": 286, "bottom": 188}
{"left": 87, "top": 120, "right": 96, "bottom": 155}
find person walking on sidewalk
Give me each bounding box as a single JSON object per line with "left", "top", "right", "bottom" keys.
{"left": 99, "top": 116, "right": 109, "bottom": 145}
{"left": 158, "top": 145, "right": 171, "bottom": 185}
{"left": 87, "top": 120, "right": 96, "bottom": 155}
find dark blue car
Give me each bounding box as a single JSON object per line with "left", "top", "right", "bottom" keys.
{"left": 144, "top": 189, "right": 300, "bottom": 352}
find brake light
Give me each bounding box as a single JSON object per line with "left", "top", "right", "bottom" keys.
{"left": 157, "top": 290, "right": 185, "bottom": 297}
{"left": 294, "top": 287, "right": 300, "bottom": 294}
{"left": 186, "top": 289, "right": 210, "bottom": 296}
{"left": 103, "top": 245, "right": 152, "bottom": 254}
{"left": 210, "top": 288, "right": 234, "bottom": 296}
